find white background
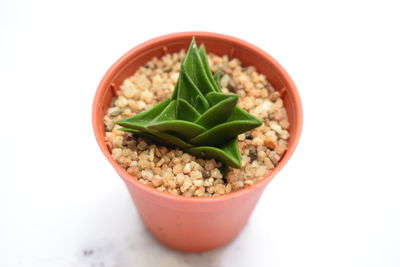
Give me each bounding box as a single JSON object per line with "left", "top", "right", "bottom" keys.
{"left": 1, "top": 0, "right": 399, "bottom": 266}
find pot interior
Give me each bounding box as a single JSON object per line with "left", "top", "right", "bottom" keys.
{"left": 97, "top": 34, "right": 300, "bottom": 161}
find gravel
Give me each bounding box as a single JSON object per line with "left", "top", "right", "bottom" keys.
{"left": 103, "top": 50, "right": 290, "bottom": 197}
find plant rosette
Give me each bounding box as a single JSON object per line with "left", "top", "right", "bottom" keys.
{"left": 92, "top": 32, "right": 302, "bottom": 252}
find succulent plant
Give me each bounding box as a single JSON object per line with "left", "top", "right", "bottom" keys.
{"left": 116, "top": 38, "right": 262, "bottom": 168}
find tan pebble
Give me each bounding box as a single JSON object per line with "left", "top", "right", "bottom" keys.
{"left": 183, "top": 163, "right": 191, "bottom": 174}
{"left": 189, "top": 185, "right": 197, "bottom": 193}
{"left": 115, "top": 96, "right": 128, "bottom": 107}
{"left": 264, "top": 137, "right": 277, "bottom": 149}
{"left": 138, "top": 160, "right": 151, "bottom": 169}
{"left": 136, "top": 100, "right": 146, "bottom": 111}
{"left": 140, "top": 90, "right": 154, "bottom": 104}
{"left": 154, "top": 148, "right": 162, "bottom": 157}
{"left": 159, "top": 146, "right": 168, "bottom": 155}
{"left": 111, "top": 148, "right": 122, "bottom": 159}
{"left": 225, "top": 184, "right": 232, "bottom": 194}
{"left": 141, "top": 170, "right": 153, "bottom": 180}
{"left": 153, "top": 167, "right": 162, "bottom": 175}
{"left": 112, "top": 136, "right": 123, "bottom": 147}
{"left": 193, "top": 179, "right": 204, "bottom": 187}
{"left": 180, "top": 177, "right": 192, "bottom": 192}
{"left": 122, "top": 84, "right": 136, "bottom": 98}
{"left": 152, "top": 175, "right": 163, "bottom": 187}
{"left": 175, "top": 173, "right": 185, "bottom": 186}
{"left": 206, "top": 186, "right": 214, "bottom": 194}
{"left": 269, "top": 151, "right": 280, "bottom": 165}
{"left": 127, "top": 166, "right": 140, "bottom": 176}
{"left": 190, "top": 170, "right": 202, "bottom": 180}
{"left": 244, "top": 180, "right": 254, "bottom": 186}
{"left": 214, "top": 179, "right": 224, "bottom": 185}
{"left": 137, "top": 141, "right": 148, "bottom": 151}
{"left": 156, "top": 158, "right": 165, "bottom": 167}
{"left": 122, "top": 148, "right": 132, "bottom": 157}
{"left": 255, "top": 166, "right": 267, "bottom": 177}
{"left": 260, "top": 89, "right": 269, "bottom": 98}
{"left": 232, "top": 181, "right": 244, "bottom": 190}
{"left": 133, "top": 74, "right": 151, "bottom": 90}
{"left": 252, "top": 137, "right": 264, "bottom": 146}
{"left": 196, "top": 158, "right": 206, "bottom": 167}
{"left": 194, "top": 186, "right": 206, "bottom": 197}
{"left": 204, "top": 178, "right": 214, "bottom": 187}
{"left": 172, "top": 163, "right": 183, "bottom": 175}
{"left": 181, "top": 153, "right": 191, "bottom": 163}
{"left": 210, "top": 168, "right": 223, "bottom": 179}
{"left": 215, "top": 184, "right": 226, "bottom": 195}
{"left": 205, "top": 160, "right": 216, "bottom": 171}
{"left": 264, "top": 157, "right": 275, "bottom": 170}
{"left": 280, "top": 119, "right": 290, "bottom": 129}
{"left": 271, "top": 110, "right": 284, "bottom": 121}
{"left": 270, "top": 121, "right": 283, "bottom": 134}
{"left": 129, "top": 160, "right": 138, "bottom": 167}
{"left": 149, "top": 147, "right": 155, "bottom": 161}
{"left": 190, "top": 161, "right": 202, "bottom": 171}
{"left": 280, "top": 130, "right": 290, "bottom": 140}
{"left": 269, "top": 91, "right": 280, "bottom": 102}
{"left": 257, "top": 151, "right": 266, "bottom": 161}
{"left": 275, "top": 143, "right": 287, "bottom": 155}
{"left": 163, "top": 169, "right": 174, "bottom": 181}
{"left": 167, "top": 180, "right": 176, "bottom": 189}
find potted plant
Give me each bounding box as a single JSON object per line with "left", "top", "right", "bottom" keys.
{"left": 92, "top": 32, "right": 302, "bottom": 252}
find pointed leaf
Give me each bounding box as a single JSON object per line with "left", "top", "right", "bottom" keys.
{"left": 115, "top": 99, "right": 171, "bottom": 129}
{"left": 199, "top": 44, "right": 220, "bottom": 92}
{"left": 119, "top": 127, "right": 192, "bottom": 149}
{"left": 189, "top": 107, "right": 263, "bottom": 146}
{"left": 148, "top": 128, "right": 193, "bottom": 149}
{"left": 118, "top": 128, "right": 166, "bottom": 144}
{"left": 194, "top": 93, "right": 238, "bottom": 129}
{"left": 176, "top": 98, "right": 201, "bottom": 122}
{"left": 171, "top": 77, "right": 180, "bottom": 100}
{"left": 205, "top": 92, "right": 237, "bottom": 106}
{"left": 178, "top": 65, "right": 208, "bottom": 106}
{"left": 213, "top": 69, "right": 222, "bottom": 91}
{"left": 194, "top": 95, "right": 210, "bottom": 114}
{"left": 186, "top": 138, "right": 241, "bottom": 168}
{"left": 151, "top": 100, "right": 177, "bottom": 122}
{"left": 183, "top": 39, "right": 217, "bottom": 95}
{"left": 147, "top": 120, "right": 206, "bottom": 139}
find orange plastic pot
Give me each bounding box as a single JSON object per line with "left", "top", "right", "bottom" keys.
{"left": 92, "top": 32, "right": 302, "bottom": 252}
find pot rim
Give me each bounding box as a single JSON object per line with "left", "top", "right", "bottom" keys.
{"left": 92, "top": 31, "right": 303, "bottom": 203}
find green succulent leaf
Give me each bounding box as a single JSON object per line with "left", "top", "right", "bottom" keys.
{"left": 213, "top": 69, "right": 222, "bottom": 90}
{"left": 189, "top": 107, "right": 263, "bottom": 146}
{"left": 176, "top": 98, "right": 201, "bottom": 122}
{"left": 177, "top": 65, "right": 209, "bottom": 110}
{"left": 199, "top": 44, "right": 220, "bottom": 92}
{"left": 186, "top": 138, "right": 241, "bottom": 168}
{"left": 193, "top": 95, "right": 209, "bottom": 114}
{"left": 115, "top": 99, "right": 171, "bottom": 129}
{"left": 194, "top": 93, "right": 238, "bottom": 129}
{"left": 183, "top": 39, "right": 217, "bottom": 96}
{"left": 147, "top": 120, "right": 206, "bottom": 140}
{"left": 116, "top": 38, "right": 263, "bottom": 169}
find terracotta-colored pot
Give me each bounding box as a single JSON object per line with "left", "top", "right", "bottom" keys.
{"left": 92, "top": 32, "right": 302, "bottom": 252}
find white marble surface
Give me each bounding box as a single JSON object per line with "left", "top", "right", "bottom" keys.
{"left": 1, "top": 1, "right": 400, "bottom": 266}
